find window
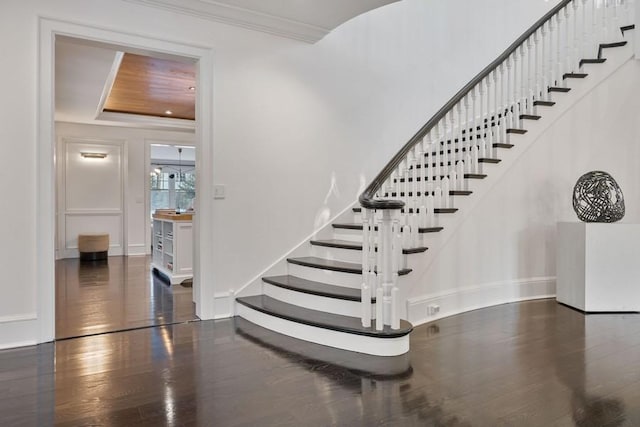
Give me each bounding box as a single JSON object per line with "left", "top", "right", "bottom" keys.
{"left": 151, "top": 170, "right": 195, "bottom": 214}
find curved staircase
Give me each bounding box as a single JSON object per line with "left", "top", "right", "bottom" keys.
{"left": 236, "top": 0, "right": 636, "bottom": 356}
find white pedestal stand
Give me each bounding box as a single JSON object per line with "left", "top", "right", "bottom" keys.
{"left": 556, "top": 222, "right": 640, "bottom": 312}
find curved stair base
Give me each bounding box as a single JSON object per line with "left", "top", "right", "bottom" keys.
{"left": 236, "top": 304, "right": 410, "bottom": 356}
{"left": 234, "top": 317, "right": 413, "bottom": 378}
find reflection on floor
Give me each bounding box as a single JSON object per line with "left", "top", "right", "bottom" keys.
{"left": 3, "top": 299, "right": 640, "bottom": 425}
{"left": 55, "top": 255, "right": 198, "bottom": 339}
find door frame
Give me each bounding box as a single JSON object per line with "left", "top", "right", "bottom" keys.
{"left": 37, "top": 18, "right": 216, "bottom": 343}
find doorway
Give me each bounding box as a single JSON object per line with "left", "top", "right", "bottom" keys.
{"left": 38, "top": 18, "right": 216, "bottom": 343}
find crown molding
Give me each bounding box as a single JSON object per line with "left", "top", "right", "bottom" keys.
{"left": 123, "top": 0, "right": 329, "bottom": 43}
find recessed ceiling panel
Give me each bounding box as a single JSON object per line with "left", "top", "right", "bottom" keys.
{"left": 104, "top": 53, "right": 196, "bottom": 120}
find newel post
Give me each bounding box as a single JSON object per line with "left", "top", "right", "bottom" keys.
{"left": 361, "top": 207, "right": 402, "bottom": 330}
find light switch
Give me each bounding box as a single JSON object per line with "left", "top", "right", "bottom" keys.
{"left": 214, "top": 184, "right": 226, "bottom": 199}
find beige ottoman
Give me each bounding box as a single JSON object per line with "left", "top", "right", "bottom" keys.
{"left": 78, "top": 233, "right": 109, "bottom": 262}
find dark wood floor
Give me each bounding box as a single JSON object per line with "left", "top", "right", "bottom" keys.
{"left": 3, "top": 299, "right": 640, "bottom": 426}
{"left": 56, "top": 256, "right": 198, "bottom": 339}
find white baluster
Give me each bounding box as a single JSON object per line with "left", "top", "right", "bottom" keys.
{"left": 361, "top": 208, "right": 372, "bottom": 327}
{"left": 471, "top": 144, "right": 479, "bottom": 174}
{"left": 427, "top": 131, "right": 434, "bottom": 185}
{"left": 518, "top": 44, "right": 526, "bottom": 124}
{"left": 612, "top": 0, "right": 620, "bottom": 42}
{"left": 391, "top": 286, "right": 400, "bottom": 330}
{"left": 464, "top": 94, "right": 472, "bottom": 154}
{"left": 435, "top": 186, "right": 443, "bottom": 209}
{"left": 441, "top": 177, "right": 450, "bottom": 208}
{"left": 494, "top": 66, "right": 503, "bottom": 144}
{"left": 486, "top": 75, "right": 494, "bottom": 157}
{"left": 410, "top": 211, "right": 419, "bottom": 248}
{"left": 456, "top": 102, "right": 464, "bottom": 163}
{"left": 565, "top": 5, "right": 572, "bottom": 77}
{"left": 506, "top": 54, "right": 514, "bottom": 129}
{"left": 424, "top": 194, "right": 434, "bottom": 227}
{"left": 479, "top": 78, "right": 488, "bottom": 156}
{"left": 375, "top": 286, "right": 384, "bottom": 330}
{"left": 541, "top": 22, "right": 549, "bottom": 101}
{"left": 549, "top": 15, "right": 557, "bottom": 90}
{"left": 456, "top": 161, "right": 465, "bottom": 191}
{"left": 527, "top": 36, "right": 535, "bottom": 114}
{"left": 401, "top": 225, "right": 411, "bottom": 252}
{"left": 573, "top": 1, "right": 581, "bottom": 73}
{"left": 582, "top": 0, "right": 589, "bottom": 66}
{"left": 470, "top": 89, "right": 478, "bottom": 152}
{"left": 556, "top": 12, "right": 563, "bottom": 87}
{"left": 421, "top": 135, "right": 429, "bottom": 203}
{"left": 418, "top": 204, "right": 427, "bottom": 230}
{"left": 602, "top": 0, "right": 608, "bottom": 47}
{"left": 593, "top": 0, "right": 599, "bottom": 57}
{"left": 449, "top": 170, "right": 458, "bottom": 195}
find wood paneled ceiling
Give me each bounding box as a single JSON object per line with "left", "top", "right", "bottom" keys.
{"left": 103, "top": 53, "right": 196, "bottom": 120}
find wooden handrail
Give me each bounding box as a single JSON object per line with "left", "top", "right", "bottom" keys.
{"left": 359, "top": 0, "right": 573, "bottom": 210}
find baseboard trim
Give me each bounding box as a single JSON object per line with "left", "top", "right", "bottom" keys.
{"left": 0, "top": 315, "right": 39, "bottom": 350}
{"left": 407, "top": 277, "right": 556, "bottom": 326}
{"left": 213, "top": 290, "right": 235, "bottom": 319}
{"left": 127, "top": 244, "right": 147, "bottom": 256}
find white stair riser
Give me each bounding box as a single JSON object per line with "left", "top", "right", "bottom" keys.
{"left": 287, "top": 263, "right": 362, "bottom": 288}
{"left": 310, "top": 244, "right": 363, "bottom": 263}
{"left": 263, "top": 283, "right": 369, "bottom": 317}
{"left": 311, "top": 244, "right": 411, "bottom": 266}
{"left": 332, "top": 228, "right": 363, "bottom": 242}
{"left": 236, "top": 304, "right": 410, "bottom": 356}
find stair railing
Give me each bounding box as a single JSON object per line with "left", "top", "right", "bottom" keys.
{"left": 359, "top": 0, "right": 635, "bottom": 330}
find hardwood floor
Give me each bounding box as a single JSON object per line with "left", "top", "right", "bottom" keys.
{"left": 3, "top": 299, "right": 640, "bottom": 425}
{"left": 56, "top": 256, "right": 197, "bottom": 339}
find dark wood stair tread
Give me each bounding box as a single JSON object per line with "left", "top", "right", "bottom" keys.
{"left": 621, "top": 24, "right": 635, "bottom": 35}
{"left": 493, "top": 143, "right": 514, "bottom": 149}
{"left": 548, "top": 86, "right": 571, "bottom": 93}
{"left": 506, "top": 128, "right": 527, "bottom": 134}
{"left": 236, "top": 295, "right": 413, "bottom": 338}
{"left": 520, "top": 114, "right": 541, "bottom": 120}
{"left": 310, "top": 239, "right": 428, "bottom": 255}
{"left": 263, "top": 275, "right": 373, "bottom": 302}
{"left": 533, "top": 100, "right": 556, "bottom": 107}
{"left": 287, "top": 256, "right": 412, "bottom": 276}
{"left": 479, "top": 158, "right": 501, "bottom": 164}
{"left": 333, "top": 223, "right": 443, "bottom": 234}
{"left": 580, "top": 58, "right": 606, "bottom": 66}
{"left": 563, "top": 73, "right": 587, "bottom": 79}
{"left": 598, "top": 41, "right": 628, "bottom": 58}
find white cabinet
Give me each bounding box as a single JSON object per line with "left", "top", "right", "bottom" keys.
{"left": 152, "top": 214, "right": 193, "bottom": 285}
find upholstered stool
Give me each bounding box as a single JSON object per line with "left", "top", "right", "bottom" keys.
{"left": 78, "top": 233, "right": 109, "bottom": 262}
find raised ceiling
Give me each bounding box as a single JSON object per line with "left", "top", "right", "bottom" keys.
{"left": 124, "top": 0, "right": 400, "bottom": 43}
{"left": 104, "top": 53, "right": 196, "bottom": 120}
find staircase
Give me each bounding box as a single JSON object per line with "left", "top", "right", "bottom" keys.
{"left": 236, "top": 0, "right": 636, "bottom": 356}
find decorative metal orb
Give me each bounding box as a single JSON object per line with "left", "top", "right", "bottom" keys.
{"left": 572, "top": 171, "right": 625, "bottom": 223}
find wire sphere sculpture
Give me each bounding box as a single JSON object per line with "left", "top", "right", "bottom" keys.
{"left": 572, "top": 171, "right": 625, "bottom": 223}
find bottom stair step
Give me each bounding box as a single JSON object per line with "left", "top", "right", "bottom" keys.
{"left": 233, "top": 317, "right": 412, "bottom": 378}
{"left": 236, "top": 295, "right": 412, "bottom": 356}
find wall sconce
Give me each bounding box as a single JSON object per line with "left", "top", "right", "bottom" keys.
{"left": 81, "top": 152, "right": 107, "bottom": 159}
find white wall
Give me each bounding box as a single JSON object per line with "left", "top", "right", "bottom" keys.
{"left": 57, "top": 138, "right": 125, "bottom": 258}
{"left": 407, "top": 57, "right": 640, "bottom": 324}
{"left": 56, "top": 122, "right": 195, "bottom": 257}
{"left": 0, "top": 0, "right": 561, "bottom": 347}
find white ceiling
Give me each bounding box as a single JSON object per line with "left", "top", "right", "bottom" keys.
{"left": 125, "top": 0, "right": 400, "bottom": 43}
